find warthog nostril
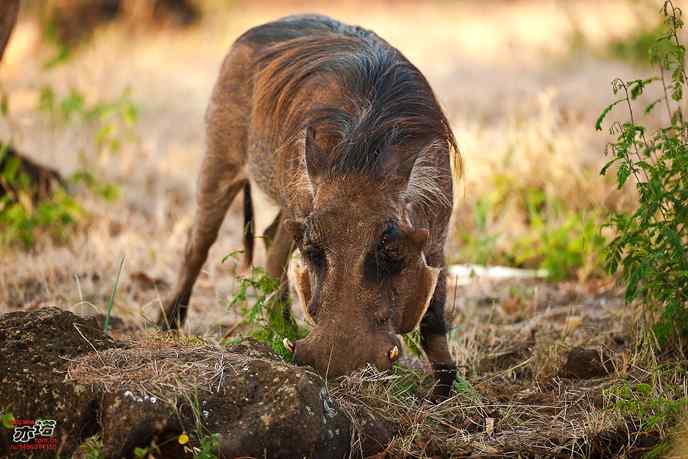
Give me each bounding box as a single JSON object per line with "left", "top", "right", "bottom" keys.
{"left": 388, "top": 345, "right": 399, "bottom": 362}
{"left": 283, "top": 337, "right": 295, "bottom": 353}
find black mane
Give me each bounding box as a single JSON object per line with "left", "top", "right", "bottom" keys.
{"left": 244, "top": 15, "right": 458, "bottom": 177}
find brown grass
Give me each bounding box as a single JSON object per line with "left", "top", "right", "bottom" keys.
{"left": 67, "top": 331, "right": 244, "bottom": 396}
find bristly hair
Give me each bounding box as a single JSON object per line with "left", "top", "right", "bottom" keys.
{"left": 246, "top": 15, "right": 460, "bottom": 181}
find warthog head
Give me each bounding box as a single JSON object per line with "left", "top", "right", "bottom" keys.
{"left": 284, "top": 128, "right": 441, "bottom": 377}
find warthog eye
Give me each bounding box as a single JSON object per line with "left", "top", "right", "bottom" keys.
{"left": 302, "top": 244, "right": 325, "bottom": 269}
{"left": 378, "top": 226, "right": 403, "bottom": 264}
{"left": 364, "top": 224, "right": 405, "bottom": 283}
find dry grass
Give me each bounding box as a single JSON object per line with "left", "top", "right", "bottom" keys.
{"left": 327, "top": 278, "right": 687, "bottom": 457}
{"left": 67, "top": 331, "right": 244, "bottom": 396}
{"left": 333, "top": 355, "right": 618, "bottom": 457}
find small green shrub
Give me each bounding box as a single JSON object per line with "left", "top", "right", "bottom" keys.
{"left": 0, "top": 81, "right": 137, "bottom": 248}
{"left": 605, "top": 379, "right": 688, "bottom": 433}
{"left": 80, "top": 434, "right": 105, "bottom": 459}
{"left": 37, "top": 85, "right": 139, "bottom": 156}
{"left": 457, "top": 184, "right": 606, "bottom": 281}
{"left": 184, "top": 432, "right": 219, "bottom": 459}
{"left": 225, "top": 257, "right": 307, "bottom": 361}
{"left": 510, "top": 190, "right": 606, "bottom": 281}
{"left": 608, "top": 21, "right": 668, "bottom": 66}
{"left": 458, "top": 197, "right": 499, "bottom": 266}
{"left": 402, "top": 329, "right": 423, "bottom": 358}
{"left": 0, "top": 143, "right": 123, "bottom": 248}
{"left": 0, "top": 144, "right": 82, "bottom": 247}
{"left": 597, "top": 0, "right": 688, "bottom": 346}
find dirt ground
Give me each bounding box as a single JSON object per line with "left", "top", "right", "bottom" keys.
{"left": 0, "top": 1, "right": 679, "bottom": 456}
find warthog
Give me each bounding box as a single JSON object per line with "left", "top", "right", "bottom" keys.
{"left": 160, "top": 14, "right": 460, "bottom": 398}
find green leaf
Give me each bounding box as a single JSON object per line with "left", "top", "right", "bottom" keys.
{"left": 596, "top": 99, "right": 625, "bottom": 131}
{"left": 1, "top": 92, "right": 9, "bottom": 116}
{"left": 1, "top": 411, "right": 14, "bottom": 429}
{"left": 617, "top": 162, "right": 631, "bottom": 188}
{"left": 104, "top": 256, "right": 126, "bottom": 334}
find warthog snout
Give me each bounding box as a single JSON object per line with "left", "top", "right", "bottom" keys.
{"left": 289, "top": 330, "right": 402, "bottom": 378}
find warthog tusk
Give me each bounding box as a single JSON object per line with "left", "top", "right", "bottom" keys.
{"left": 388, "top": 345, "right": 399, "bottom": 362}
{"left": 283, "top": 338, "right": 295, "bottom": 353}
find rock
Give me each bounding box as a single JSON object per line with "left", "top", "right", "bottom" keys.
{"left": 0, "top": 307, "right": 120, "bottom": 457}
{"left": 77, "top": 338, "right": 351, "bottom": 459}
{"left": 0, "top": 307, "right": 354, "bottom": 458}
{"left": 560, "top": 347, "right": 611, "bottom": 379}
{"left": 99, "top": 390, "right": 185, "bottom": 459}
{"left": 213, "top": 358, "right": 350, "bottom": 458}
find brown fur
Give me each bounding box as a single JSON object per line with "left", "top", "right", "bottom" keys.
{"left": 160, "top": 14, "right": 459, "bottom": 398}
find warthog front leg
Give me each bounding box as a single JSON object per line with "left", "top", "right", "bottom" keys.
{"left": 158, "top": 96, "right": 248, "bottom": 329}
{"left": 264, "top": 212, "right": 296, "bottom": 323}
{"left": 159, "top": 158, "right": 246, "bottom": 330}
{"left": 420, "top": 254, "right": 456, "bottom": 400}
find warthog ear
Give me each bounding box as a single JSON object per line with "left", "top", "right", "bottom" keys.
{"left": 393, "top": 261, "right": 440, "bottom": 334}
{"left": 303, "top": 126, "right": 328, "bottom": 188}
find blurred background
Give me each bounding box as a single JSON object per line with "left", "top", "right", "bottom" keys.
{"left": 0, "top": 0, "right": 671, "bottom": 329}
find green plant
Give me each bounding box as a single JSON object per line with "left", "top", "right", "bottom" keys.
{"left": 0, "top": 144, "right": 123, "bottom": 248}
{"left": 452, "top": 374, "right": 481, "bottom": 402}
{"left": 193, "top": 433, "right": 220, "bottom": 459}
{"left": 103, "top": 256, "right": 125, "bottom": 334}
{"left": 181, "top": 393, "right": 221, "bottom": 459}
{"left": 69, "top": 169, "right": 120, "bottom": 202}
{"left": 459, "top": 197, "right": 499, "bottom": 265}
{"left": 388, "top": 364, "right": 423, "bottom": 398}
{"left": 511, "top": 190, "right": 606, "bottom": 281}
{"left": 37, "top": 85, "right": 139, "bottom": 156}
{"left": 0, "top": 409, "right": 14, "bottom": 429}
{"left": 605, "top": 379, "right": 688, "bottom": 433}
{"left": 40, "top": 10, "right": 71, "bottom": 69}
{"left": 608, "top": 21, "right": 669, "bottom": 66}
{"left": 80, "top": 433, "right": 105, "bottom": 459}
{"left": 458, "top": 180, "right": 606, "bottom": 280}
{"left": 402, "top": 329, "right": 423, "bottom": 358}
{"left": 0, "top": 81, "right": 134, "bottom": 248}
{"left": 597, "top": 0, "right": 688, "bottom": 346}
{"left": 0, "top": 144, "right": 82, "bottom": 247}
{"left": 224, "top": 256, "right": 307, "bottom": 361}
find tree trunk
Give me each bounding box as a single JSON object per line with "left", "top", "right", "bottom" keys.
{"left": 0, "top": 0, "right": 20, "bottom": 64}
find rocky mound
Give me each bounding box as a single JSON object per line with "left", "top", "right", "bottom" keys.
{"left": 0, "top": 308, "right": 353, "bottom": 458}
